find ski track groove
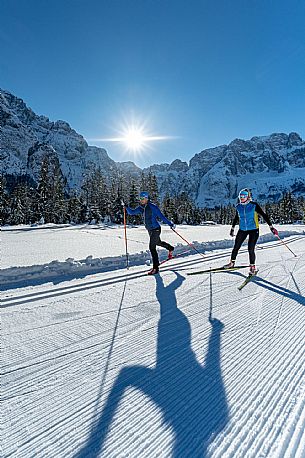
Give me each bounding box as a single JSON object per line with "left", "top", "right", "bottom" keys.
{"left": 2, "top": 302, "right": 160, "bottom": 375}
{"left": 205, "top": 254, "right": 304, "bottom": 454}
{"left": 6, "top": 308, "right": 302, "bottom": 454}
{"left": 210, "top": 311, "right": 305, "bottom": 455}
{"left": 5, "top": 322, "right": 223, "bottom": 457}
{"left": 276, "top": 393, "right": 305, "bottom": 458}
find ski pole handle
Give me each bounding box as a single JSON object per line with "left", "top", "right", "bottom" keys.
{"left": 171, "top": 228, "right": 205, "bottom": 259}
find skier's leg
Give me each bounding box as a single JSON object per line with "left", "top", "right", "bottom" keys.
{"left": 155, "top": 227, "right": 174, "bottom": 251}
{"left": 231, "top": 230, "right": 248, "bottom": 262}
{"left": 248, "top": 229, "right": 259, "bottom": 265}
{"left": 149, "top": 229, "right": 161, "bottom": 269}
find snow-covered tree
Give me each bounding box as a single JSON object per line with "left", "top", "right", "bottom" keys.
{"left": 51, "top": 160, "right": 67, "bottom": 223}
{"left": 162, "top": 193, "right": 178, "bottom": 223}
{"left": 127, "top": 179, "right": 141, "bottom": 225}
{"left": 0, "top": 175, "right": 10, "bottom": 225}
{"left": 146, "top": 171, "right": 159, "bottom": 205}
{"left": 34, "top": 156, "right": 54, "bottom": 223}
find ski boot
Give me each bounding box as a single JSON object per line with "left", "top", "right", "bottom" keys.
{"left": 147, "top": 267, "right": 159, "bottom": 275}
{"left": 249, "top": 264, "right": 257, "bottom": 275}
{"left": 168, "top": 247, "right": 174, "bottom": 260}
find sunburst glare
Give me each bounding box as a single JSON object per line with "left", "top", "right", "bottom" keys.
{"left": 89, "top": 118, "right": 176, "bottom": 159}
{"left": 123, "top": 127, "right": 146, "bottom": 151}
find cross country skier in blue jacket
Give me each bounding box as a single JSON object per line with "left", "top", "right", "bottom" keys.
{"left": 224, "top": 188, "right": 278, "bottom": 274}
{"left": 125, "top": 191, "right": 175, "bottom": 275}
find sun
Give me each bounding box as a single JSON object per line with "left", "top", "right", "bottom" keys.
{"left": 124, "top": 128, "right": 146, "bottom": 150}
{"left": 89, "top": 118, "right": 176, "bottom": 157}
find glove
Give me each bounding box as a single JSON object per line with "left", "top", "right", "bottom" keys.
{"left": 230, "top": 227, "right": 234, "bottom": 237}
{"left": 270, "top": 226, "right": 278, "bottom": 236}
{"left": 170, "top": 223, "right": 176, "bottom": 230}
{"left": 120, "top": 199, "right": 125, "bottom": 208}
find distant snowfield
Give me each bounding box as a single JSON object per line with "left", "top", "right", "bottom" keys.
{"left": 1, "top": 223, "right": 305, "bottom": 286}
{"left": 2, "top": 222, "right": 305, "bottom": 268}
{"left": 3, "top": 223, "right": 235, "bottom": 268}
{"left": 2, "top": 224, "right": 305, "bottom": 457}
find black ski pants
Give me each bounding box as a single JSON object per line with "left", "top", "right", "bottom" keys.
{"left": 148, "top": 227, "right": 174, "bottom": 269}
{"left": 231, "top": 229, "right": 259, "bottom": 265}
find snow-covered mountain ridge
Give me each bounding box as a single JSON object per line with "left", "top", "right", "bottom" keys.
{"left": 1, "top": 88, "right": 304, "bottom": 206}
{"left": 0, "top": 89, "right": 141, "bottom": 188}
{"left": 144, "top": 133, "right": 305, "bottom": 206}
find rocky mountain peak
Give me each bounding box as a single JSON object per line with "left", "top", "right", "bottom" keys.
{"left": 169, "top": 159, "right": 189, "bottom": 172}
{"left": 1, "top": 88, "right": 305, "bottom": 207}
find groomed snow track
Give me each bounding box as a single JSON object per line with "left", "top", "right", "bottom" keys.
{"left": 2, "top": 235, "right": 305, "bottom": 457}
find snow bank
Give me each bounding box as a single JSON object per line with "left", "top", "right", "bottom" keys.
{"left": 1, "top": 230, "right": 303, "bottom": 287}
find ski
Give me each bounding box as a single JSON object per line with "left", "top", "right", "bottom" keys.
{"left": 159, "top": 248, "right": 193, "bottom": 267}
{"left": 187, "top": 265, "right": 249, "bottom": 276}
{"left": 159, "top": 255, "right": 176, "bottom": 266}
{"left": 147, "top": 256, "right": 176, "bottom": 275}
{"left": 238, "top": 270, "right": 259, "bottom": 290}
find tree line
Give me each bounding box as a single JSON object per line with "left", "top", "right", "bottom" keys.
{"left": 1, "top": 155, "right": 304, "bottom": 226}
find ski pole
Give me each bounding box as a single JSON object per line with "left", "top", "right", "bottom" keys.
{"left": 123, "top": 206, "right": 129, "bottom": 269}
{"left": 275, "top": 233, "right": 297, "bottom": 257}
{"left": 171, "top": 228, "right": 205, "bottom": 259}
{"left": 209, "top": 270, "right": 213, "bottom": 320}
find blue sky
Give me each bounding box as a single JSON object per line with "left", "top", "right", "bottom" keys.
{"left": 1, "top": 0, "right": 305, "bottom": 167}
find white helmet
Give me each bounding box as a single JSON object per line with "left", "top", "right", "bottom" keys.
{"left": 239, "top": 188, "right": 251, "bottom": 204}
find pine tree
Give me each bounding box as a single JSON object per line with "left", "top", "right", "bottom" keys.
{"left": 51, "top": 160, "right": 67, "bottom": 223}
{"left": 81, "top": 172, "right": 91, "bottom": 210}
{"left": 162, "top": 193, "right": 178, "bottom": 223}
{"left": 127, "top": 179, "right": 141, "bottom": 225}
{"left": 66, "top": 190, "right": 83, "bottom": 223}
{"left": 7, "top": 181, "right": 33, "bottom": 225}
{"left": 109, "top": 178, "right": 125, "bottom": 224}
{"left": 86, "top": 167, "right": 109, "bottom": 222}
{"left": 0, "top": 175, "right": 10, "bottom": 225}
{"left": 219, "top": 205, "right": 225, "bottom": 224}
{"left": 9, "top": 184, "right": 25, "bottom": 224}
{"left": 279, "top": 192, "right": 295, "bottom": 223}
{"left": 80, "top": 167, "right": 105, "bottom": 222}
{"left": 146, "top": 171, "right": 159, "bottom": 204}
{"left": 225, "top": 204, "right": 236, "bottom": 225}
{"left": 173, "top": 192, "right": 197, "bottom": 224}
{"left": 35, "top": 156, "right": 53, "bottom": 223}
{"left": 95, "top": 169, "right": 110, "bottom": 220}
{"left": 295, "top": 196, "right": 305, "bottom": 222}
{"left": 140, "top": 171, "right": 147, "bottom": 193}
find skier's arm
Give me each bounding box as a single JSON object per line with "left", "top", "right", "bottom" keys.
{"left": 255, "top": 203, "right": 272, "bottom": 226}
{"left": 125, "top": 206, "right": 143, "bottom": 216}
{"left": 231, "top": 211, "right": 239, "bottom": 228}
{"left": 155, "top": 206, "right": 173, "bottom": 226}
{"left": 229, "top": 210, "right": 239, "bottom": 236}
{"left": 255, "top": 203, "right": 278, "bottom": 235}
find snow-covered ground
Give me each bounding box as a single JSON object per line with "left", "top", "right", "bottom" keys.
{"left": 1, "top": 223, "right": 304, "bottom": 287}
{"left": 3, "top": 222, "right": 304, "bottom": 269}
{"left": 2, "top": 224, "right": 305, "bottom": 457}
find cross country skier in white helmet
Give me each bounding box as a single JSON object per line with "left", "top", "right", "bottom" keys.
{"left": 224, "top": 188, "right": 278, "bottom": 275}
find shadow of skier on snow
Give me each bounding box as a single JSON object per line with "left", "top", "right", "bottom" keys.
{"left": 254, "top": 275, "right": 305, "bottom": 306}
{"left": 76, "top": 272, "right": 229, "bottom": 458}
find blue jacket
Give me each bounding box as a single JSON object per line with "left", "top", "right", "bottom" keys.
{"left": 126, "top": 201, "right": 173, "bottom": 231}
{"left": 232, "top": 201, "right": 271, "bottom": 231}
